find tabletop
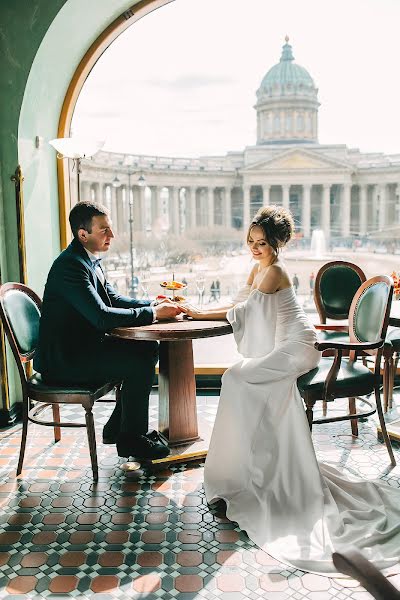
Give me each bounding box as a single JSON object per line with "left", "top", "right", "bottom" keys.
{"left": 111, "top": 316, "right": 232, "bottom": 342}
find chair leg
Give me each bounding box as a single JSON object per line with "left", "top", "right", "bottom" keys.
{"left": 305, "top": 398, "right": 314, "bottom": 431}
{"left": 17, "top": 397, "right": 29, "bottom": 477}
{"left": 388, "top": 354, "right": 397, "bottom": 410}
{"left": 84, "top": 406, "right": 98, "bottom": 482}
{"left": 348, "top": 397, "right": 358, "bottom": 437}
{"left": 375, "top": 385, "right": 396, "bottom": 466}
{"left": 383, "top": 354, "right": 391, "bottom": 413}
{"left": 52, "top": 405, "right": 61, "bottom": 443}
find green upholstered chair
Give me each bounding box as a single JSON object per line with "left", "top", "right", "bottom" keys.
{"left": 314, "top": 260, "right": 366, "bottom": 338}
{"left": 298, "top": 275, "right": 396, "bottom": 466}
{"left": 0, "top": 283, "right": 120, "bottom": 481}
{"left": 332, "top": 549, "right": 400, "bottom": 600}
{"left": 313, "top": 261, "right": 367, "bottom": 424}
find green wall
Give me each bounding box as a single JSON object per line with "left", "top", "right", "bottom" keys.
{"left": 0, "top": 0, "right": 144, "bottom": 418}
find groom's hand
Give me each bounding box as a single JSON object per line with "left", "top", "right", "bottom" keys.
{"left": 155, "top": 303, "right": 182, "bottom": 320}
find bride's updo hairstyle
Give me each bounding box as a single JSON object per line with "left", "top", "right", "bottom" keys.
{"left": 247, "top": 205, "right": 294, "bottom": 254}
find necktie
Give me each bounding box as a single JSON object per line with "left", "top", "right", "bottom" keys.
{"left": 92, "top": 258, "right": 102, "bottom": 268}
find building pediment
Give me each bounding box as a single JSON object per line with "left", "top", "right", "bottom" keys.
{"left": 244, "top": 148, "right": 353, "bottom": 172}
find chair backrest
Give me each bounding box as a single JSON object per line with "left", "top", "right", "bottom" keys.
{"left": 0, "top": 283, "right": 42, "bottom": 384}
{"left": 314, "top": 261, "right": 366, "bottom": 323}
{"left": 348, "top": 275, "right": 393, "bottom": 358}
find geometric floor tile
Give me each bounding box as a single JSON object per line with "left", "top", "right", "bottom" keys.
{"left": 0, "top": 391, "right": 399, "bottom": 598}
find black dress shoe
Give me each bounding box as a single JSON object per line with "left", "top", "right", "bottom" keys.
{"left": 146, "top": 430, "right": 169, "bottom": 447}
{"left": 117, "top": 434, "right": 170, "bottom": 460}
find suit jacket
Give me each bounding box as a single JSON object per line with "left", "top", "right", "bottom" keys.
{"left": 34, "top": 238, "right": 153, "bottom": 376}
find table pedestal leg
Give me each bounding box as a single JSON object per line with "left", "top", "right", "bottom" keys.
{"left": 158, "top": 340, "right": 199, "bottom": 446}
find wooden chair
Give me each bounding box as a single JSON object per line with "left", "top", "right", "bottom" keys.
{"left": 313, "top": 261, "right": 367, "bottom": 426}
{"left": 298, "top": 275, "right": 396, "bottom": 466}
{"left": 314, "top": 259, "right": 366, "bottom": 338}
{"left": 332, "top": 548, "right": 400, "bottom": 600}
{"left": 0, "top": 282, "right": 120, "bottom": 481}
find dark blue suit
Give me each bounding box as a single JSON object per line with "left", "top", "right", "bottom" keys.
{"left": 34, "top": 238, "right": 158, "bottom": 437}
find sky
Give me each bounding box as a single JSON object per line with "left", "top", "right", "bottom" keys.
{"left": 72, "top": 0, "right": 400, "bottom": 158}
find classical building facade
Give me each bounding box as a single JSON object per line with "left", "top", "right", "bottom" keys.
{"left": 80, "top": 38, "right": 400, "bottom": 240}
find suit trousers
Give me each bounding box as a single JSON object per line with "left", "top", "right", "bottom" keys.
{"left": 45, "top": 337, "right": 159, "bottom": 437}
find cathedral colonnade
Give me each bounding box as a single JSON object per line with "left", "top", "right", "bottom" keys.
{"left": 79, "top": 177, "right": 400, "bottom": 239}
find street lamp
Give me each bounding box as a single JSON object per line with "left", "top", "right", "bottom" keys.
{"left": 49, "top": 137, "right": 104, "bottom": 202}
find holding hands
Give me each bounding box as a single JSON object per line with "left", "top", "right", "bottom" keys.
{"left": 154, "top": 297, "right": 183, "bottom": 320}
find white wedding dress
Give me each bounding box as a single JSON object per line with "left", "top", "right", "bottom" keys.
{"left": 204, "top": 285, "right": 400, "bottom": 575}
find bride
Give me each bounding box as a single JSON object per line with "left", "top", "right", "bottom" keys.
{"left": 181, "top": 205, "right": 400, "bottom": 576}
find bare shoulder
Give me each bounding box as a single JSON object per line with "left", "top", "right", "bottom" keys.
{"left": 258, "top": 263, "right": 290, "bottom": 294}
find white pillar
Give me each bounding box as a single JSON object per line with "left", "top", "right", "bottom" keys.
{"left": 359, "top": 184, "right": 368, "bottom": 236}
{"left": 169, "top": 186, "right": 180, "bottom": 234}
{"left": 282, "top": 184, "right": 290, "bottom": 210}
{"left": 80, "top": 181, "right": 91, "bottom": 202}
{"left": 243, "top": 185, "right": 251, "bottom": 231}
{"left": 224, "top": 187, "right": 231, "bottom": 227}
{"left": 187, "top": 187, "right": 196, "bottom": 228}
{"left": 92, "top": 182, "right": 100, "bottom": 203}
{"left": 378, "top": 184, "right": 387, "bottom": 230}
{"left": 110, "top": 186, "right": 118, "bottom": 230}
{"left": 262, "top": 185, "right": 270, "bottom": 205}
{"left": 133, "top": 186, "right": 142, "bottom": 231}
{"left": 341, "top": 183, "right": 351, "bottom": 238}
{"left": 116, "top": 186, "right": 125, "bottom": 233}
{"left": 302, "top": 184, "right": 311, "bottom": 238}
{"left": 139, "top": 185, "right": 146, "bottom": 232}
{"left": 322, "top": 184, "right": 331, "bottom": 238}
{"left": 207, "top": 187, "right": 214, "bottom": 227}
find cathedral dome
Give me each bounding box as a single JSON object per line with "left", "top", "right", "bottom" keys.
{"left": 255, "top": 37, "right": 320, "bottom": 145}
{"left": 257, "top": 38, "right": 316, "bottom": 97}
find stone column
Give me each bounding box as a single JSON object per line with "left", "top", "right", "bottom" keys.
{"left": 116, "top": 186, "right": 125, "bottom": 234}
{"left": 91, "top": 182, "right": 100, "bottom": 203}
{"left": 80, "top": 181, "right": 91, "bottom": 202}
{"left": 224, "top": 187, "right": 231, "bottom": 228}
{"left": 207, "top": 187, "right": 214, "bottom": 227}
{"left": 243, "top": 185, "right": 251, "bottom": 231}
{"left": 302, "top": 184, "right": 311, "bottom": 238}
{"left": 133, "top": 186, "right": 142, "bottom": 231}
{"left": 169, "top": 187, "right": 180, "bottom": 234}
{"left": 341, "top": 183, "right": 351, "bottom": 238}
{"left": 322, "top": 184, "right": 331, "bottom": 238}
{"left": 186, "top": 187, "right": 196, "bottom": 229}
{"left": 262, "top": 185, "right": 270, "bottom": 205}
{"left": 359, "top": 184, "right": 368, "bottom": 236}
{"left": 154, "top": 186, "right": 163, "bottom": 220}
{"left": 282, "top": 184, "right": 290, "bottom": 210}
{"left": 110, "top": 185, "right": 118, "bottom": 228}
{"left": 378, "top": 184, "right": 387, "bottom": 230}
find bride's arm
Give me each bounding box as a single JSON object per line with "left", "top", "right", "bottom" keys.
{"left": 180, "top": 303, "right": 233, "bottom": 320}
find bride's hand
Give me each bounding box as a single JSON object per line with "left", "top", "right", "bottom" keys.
{"left": 180, "top": 304, "right": 204, "bottom": 319}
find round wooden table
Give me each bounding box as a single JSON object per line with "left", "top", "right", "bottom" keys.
{"left": 111, "top": 317, "right": 232, "bottom": 450}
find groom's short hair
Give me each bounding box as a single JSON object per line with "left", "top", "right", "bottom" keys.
{"left": 69, "top": 201, "right": 109, "bottom": 239}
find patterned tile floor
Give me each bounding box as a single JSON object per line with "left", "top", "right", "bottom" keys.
{"left": 0, "top": 393, "right": 400, "bottom": 599}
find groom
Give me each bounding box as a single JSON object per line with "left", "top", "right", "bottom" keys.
{"left": 34, "top": 200, "right": 182, "bottom": 460}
